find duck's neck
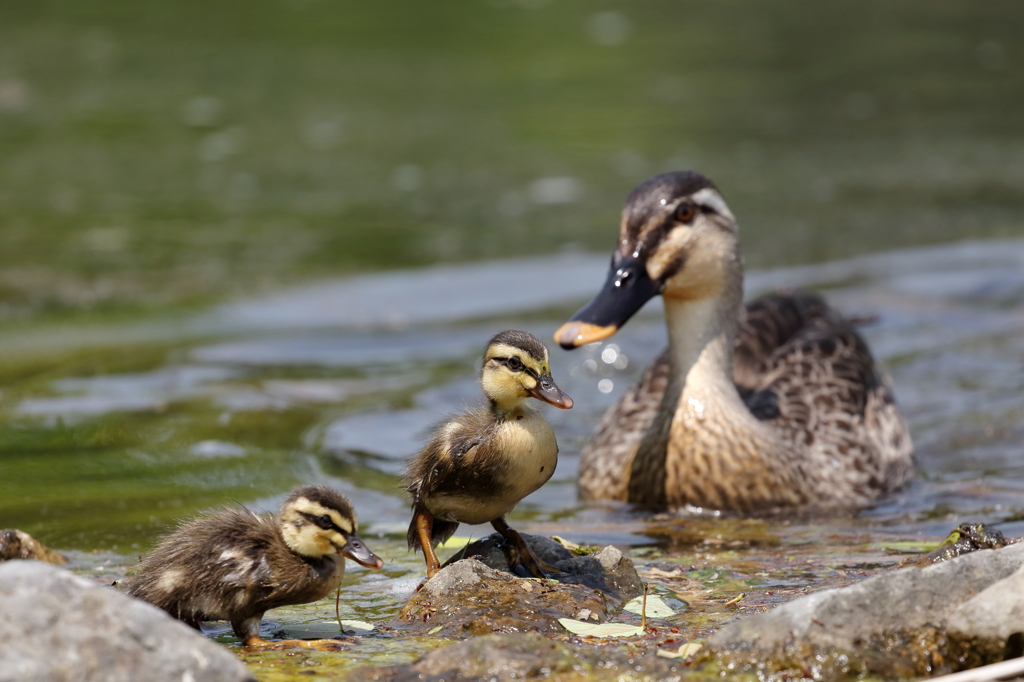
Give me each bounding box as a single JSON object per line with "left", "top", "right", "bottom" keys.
{"left": 490, "top": 397, "right": 533, "bottom": 421}
{"left": 664, "top": 293, "right": 740, "bottom": 385}
{"left": 627, "top": 268, "right": 746, "bottom": 506}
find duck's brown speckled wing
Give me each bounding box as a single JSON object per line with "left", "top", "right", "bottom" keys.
{"left": 578, "top": 349, "right": 670, "bottom": 502}
{"left": 743, "top": 294, "right": 915, "bottom": 504}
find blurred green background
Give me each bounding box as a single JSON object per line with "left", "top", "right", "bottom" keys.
{"left": 2, "top": 0, "right": 1022, "bottom": 325}
{"left": 2, "top": 1, "right": 1024, "bottom": 557}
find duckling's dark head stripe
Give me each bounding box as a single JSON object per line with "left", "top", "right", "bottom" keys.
{"left": 486, "top": 330, "right": 548, "bottom": 362}
{"left": 623, "top": 171, "right": 717, "bottom": 245}
{"left": 284, "top": 485, "right": 356, "bottom": 525}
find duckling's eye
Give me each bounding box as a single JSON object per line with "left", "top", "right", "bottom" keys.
{"left": 316, "top": 515, "right": 333, "bottom": 530}
{"left": 674, "top": 202, "right": 696, "bottom": 223}
{"left": 506, "top": 356, "right": 524, "bottom": 372}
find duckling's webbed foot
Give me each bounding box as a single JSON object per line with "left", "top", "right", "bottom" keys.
{"left": 490, "top": 517, "right": 563, "bottom": 579}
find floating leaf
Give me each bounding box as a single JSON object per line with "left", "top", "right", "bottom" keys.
{"left": 551, "top": 535, "right": 580, "bottom": 550}
{"left": 558, "top": 618, "right": 643, "bottom": 638}
{"left": 622, "top": 594, "right": 675, "bottom": 618}
{"left": 437, "top": 536, "right": 473, "bottom": 549}
{"left": 339, "top": 620, "right": 374, "bottom": 633}
{"left": 427, "top": 625, "right": 443, "bottom": 635}
{"left": 724, "top": 593, "right": 744, "bottom": 606}
{"left": 657, "top": 642, "right": 703, "bottom": 659}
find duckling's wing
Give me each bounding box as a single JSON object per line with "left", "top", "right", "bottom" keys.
{"left": 405, "top": 412, "right": 502, "bottom": 550}
{"left": 578, "top": 349, "right": 670, "bottom": 501}
{"left": 206, "top": 513, "right": 278, "bottom": 593}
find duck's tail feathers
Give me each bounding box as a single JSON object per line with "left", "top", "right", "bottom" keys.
{"left": 406, "top": 512, "right": 460, "bottom": 553}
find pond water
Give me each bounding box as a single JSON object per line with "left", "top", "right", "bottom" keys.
{"left": 2, "top": 0, "right": 1024, "bottom": 678}
{"left": 3, "top": 239, "right": 1024, "bottom": 676}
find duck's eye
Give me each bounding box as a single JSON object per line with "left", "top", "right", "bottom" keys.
{"left": 507, "top": 356, "right": 524, "bottom": 371}
{"left": 674, "top": 202, "right": 696, "bottom": 223}
{"left": 317, "top": 514, "right": 333, "bottom": 530}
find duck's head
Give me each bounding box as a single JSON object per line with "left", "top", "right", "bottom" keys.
{"left": 555, "top": 171, "right": 739, "bottom": 349}
{"left": 279, "top": 485, "right": 384, "bottom": 568}
{"left": 481, "top": 330, "right": 574, "bottom": 412}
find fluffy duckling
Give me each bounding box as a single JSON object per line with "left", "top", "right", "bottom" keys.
{"left": 123, "top": 485, "right": 383, "bottom": 649}
{"left": 555, "top": 171, "right": 914, "bottom": 512}
{"left": 405, "top": 330, "right": 573, "bottom": 578}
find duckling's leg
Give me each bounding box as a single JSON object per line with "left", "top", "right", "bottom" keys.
{"left": 414, "top": 511, "right": 442, "bottom": 578}
{"left": 490, "top": 517, "right": 562, "bottom": 579}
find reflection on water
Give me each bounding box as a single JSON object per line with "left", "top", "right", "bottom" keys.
{"left": 3, "top": 240, "right": 1024, "bottom": 553}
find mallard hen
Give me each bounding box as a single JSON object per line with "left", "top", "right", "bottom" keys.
{"left": 555, "top": 171, "right": 914, "bottom": 512}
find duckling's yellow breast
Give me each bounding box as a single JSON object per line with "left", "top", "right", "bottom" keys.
{"left": 428, "top": 410, "right": 558, "bottom": 525}
{"left": 492, "top": 411, "right": 558, "bottom": 502}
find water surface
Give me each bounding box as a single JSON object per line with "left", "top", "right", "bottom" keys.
{"left": 3, "top": 240, "right": 1024, "bottom": 675}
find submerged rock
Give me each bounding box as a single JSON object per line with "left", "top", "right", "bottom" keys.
{"left": 705, "top": 541, "right": 1024, "bottom": 679}
{"left": 0, "top": 529, "right": 67, "bottom": 565}
{"left": 0, "top": 561, "right": 253, "bottom": 682}
{"left": 358, "top": 632, "right": 686, "bottom": 682}
{"left": 394, "top": 533, "right": 642, "bottom": 636}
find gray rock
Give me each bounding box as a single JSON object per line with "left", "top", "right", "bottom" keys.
{"left": 0, "top": 560, "right": 254, "bottom": 682}
{"left": 394, "top": 534, "right": 643, "bottom": 636}
{"left": 445, "top": 532, "right": 643, "bottom": 605}
{"left": 356, "top": 632, "right": 684, "bottom": 682}
{"left": 707, "top": 541, "right": 1024, "bottom": 676}
{"left": 947, "top": 562, "right": 1024, "bottom": 646}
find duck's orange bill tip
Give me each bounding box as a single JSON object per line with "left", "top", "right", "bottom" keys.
{"left": 554, "top": 321, "right": 619, "bottom": 349}
{"left": 558, "top": 394, "right": 574, "bottom": 410}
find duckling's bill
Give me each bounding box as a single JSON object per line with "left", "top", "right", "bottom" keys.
{"left": 339, "top": 534, "right": 384, "bottom": 569}
{"left": 556, "top": 255, "right": 661, "bottom": 349}
{"left": 529, "top": 375, "right": 574, "bottom": 409}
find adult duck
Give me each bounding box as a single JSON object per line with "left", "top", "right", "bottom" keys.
{"left": 555, "top": 171, "right": 914, "bottom": 512}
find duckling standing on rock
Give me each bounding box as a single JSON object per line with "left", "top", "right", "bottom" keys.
{"left": 123, "top": 484, "right": 383, "bottom": 649}
{"left": 405, "top": 330, "right": 573, "bottom": 579}
{"left": 555, "top": 171, "right": 914, "bottom": 512}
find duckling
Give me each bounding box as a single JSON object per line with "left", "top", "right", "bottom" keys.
{"left": 123, "top": 484, "right": 383, "bottom": 649}
{"left": 405, "top": 330, "right": 573, "bottom": 578}
{"left": 555, "top": 171, "right": 914, "bottom": 512}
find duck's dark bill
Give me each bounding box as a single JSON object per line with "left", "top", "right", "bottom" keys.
{"left": 340, "top": 535, "right": 385, "bottom": 569}
{"left": 529, "top": 378, "right": 574, "bottom": 409}
{"left": 554, "top": 256, "right": 660, "bottom": 349}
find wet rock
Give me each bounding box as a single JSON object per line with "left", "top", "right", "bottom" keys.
{"left": 446, "top": 533, "right": 643, "bottom": 603}
{"left": 902, "top": 522, "right": 1009, "bottom": 567}
{"left": 0, "top": 560, "right": 254, "bottom": 682}
{"left": 394, "top": 534, "right": 642, "bottom": 636}
{"left": 357, "top": 632, "right": 684, "bottom": 682}
{"left": 0, "top": 529, "right": 67, "bottom": 565}
{"left": 946, "top": 562, "right": 1024, "bottom": 666}
{"left": 705, "top": 541, "right": 1024, "bottom": 679}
